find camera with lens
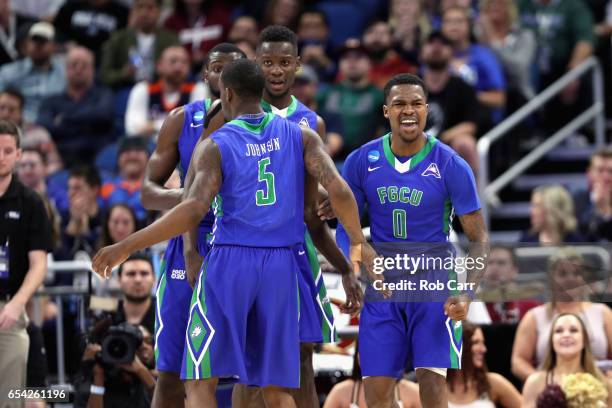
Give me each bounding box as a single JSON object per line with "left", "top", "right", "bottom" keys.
{"left": 99, "top": 322, "right": 143, "bottom": 365}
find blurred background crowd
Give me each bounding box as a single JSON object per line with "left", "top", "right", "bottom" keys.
{"left": 0, "top": 0, "right": 611, "bottom": 406}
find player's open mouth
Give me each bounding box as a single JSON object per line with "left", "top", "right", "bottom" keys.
{"left": 269, "top": 80, "right": 285, "bottom": 90}
{"left": 400, "top": 118, "right": 418, "bottom": 130}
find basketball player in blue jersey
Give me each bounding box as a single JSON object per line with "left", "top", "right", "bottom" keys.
{"left": 336, "top": 74, "right": 488, "bottom": 408}
{"left": 200, "top": 25, "right": 346, "bottom": 408}
{"left": 140, "top": 43, "right": 246, "bottom": 408}
{"left": 92, "top": 59, "right": 374, "bottom": 408}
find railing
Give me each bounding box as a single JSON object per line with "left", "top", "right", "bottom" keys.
{"left": 477, "top": 57, "right": 606, "bottom": 230}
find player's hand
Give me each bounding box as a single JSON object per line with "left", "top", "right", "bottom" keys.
{"left": 0, "top": 300, "right": 24, "bottom": 330}
{"left": 317, "top": 196, "right": 335, "bottom": 220}
{"left": 92, "top": 243, "right": 131, "bottom": 279}
{"left": 339, "top": 273, "right": 363, "bottom": 315}
{"left": 350, "top": 243, "right": 390, "bottom": 299}
{"left": 185, "top": 250, "right": 203, "bottom": 288}
{"left": 444, "top": 296, "right": 470, "bottom": 321}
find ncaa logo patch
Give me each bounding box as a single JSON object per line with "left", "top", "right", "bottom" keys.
{"left": 367, "top": 150, "right": 380, "bottom": 163}
{"left": 422, "top": 162, "right": 441, "bottom": 179}
{"left": 193, "top": 111, "right": 205, "bottom": 122}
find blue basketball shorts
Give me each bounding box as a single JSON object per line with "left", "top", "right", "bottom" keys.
{"left": 295, "top": 231, "right": 336, "bottom": 343}
{"left": 155, "top": 229, "right": 211, "bottom": 373}
{"left": 358, "top": 301, "right": 463, "bottom": 379}
{"left": 181, "top": 245, "right": 301, "bottom": 388}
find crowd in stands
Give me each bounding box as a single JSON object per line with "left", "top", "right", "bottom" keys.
{"left": 0, "top": 0, "right": 611, "bottom": 406}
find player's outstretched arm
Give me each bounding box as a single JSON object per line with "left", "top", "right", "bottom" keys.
{"left": 301, "top": 127, "right": 379, "bottom": 281}
{"left": 141, "top": 107, "right": 184, "bottom": 211}
{"left": 303, "top": 172, "right": 362, "bottom": 314}
{"left": 92, "top": 139, "right": 222, "bottom": 278}
{"left": 181, "top": 100, "right": 225, "bottom": 285}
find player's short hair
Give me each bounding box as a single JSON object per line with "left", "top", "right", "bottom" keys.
{"left": 0, "top": 87, "right": 24, "bottom": 109}
{"left": 0, "top": 119, "right": 21, "bottom": 147}
{"left": 383, "top": 73, "right": 428, "bottom": 102}
{"left": 205, "top": 42, "right": 247, "bottom": 66}
{"left": 69, "top": 165, "right": 101, "bottom": 188}
{"left": 257, "top": 25, "right": 298, "bottom": 54}
{"left": 220, "top": 59, "right": 265, "bottom": 101}
{"left": 118, "top": 252, "right": 154, "bottom": 276}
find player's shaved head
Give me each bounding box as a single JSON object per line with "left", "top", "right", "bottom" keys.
{"left": 220, "top": 59, "right": 265, "bottom": 102}
{"left": 384, "top": 73, "right": 428, "bottom": 103}
{"left": 257, "top": 24, "right": 299, "bottom": 55}
{"left": 205, "top": 43, "right": 247, "bottom": 67}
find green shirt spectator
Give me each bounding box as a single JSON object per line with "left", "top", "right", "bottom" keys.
{"left": 518, "top": 0, "right": 595, "bottom": 86}
{"left": 317, "top": 39, "right": 385, "bottom": 160}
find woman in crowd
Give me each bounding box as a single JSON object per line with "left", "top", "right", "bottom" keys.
{"left": 98, "top": 203, "right": 139, "bottom": 249}
{"left": 323, "top": 343, "right": 421, "bottom": 408}
{"left": 447, "top": 322, "right": 521, "bottom": 407}
{"left": 520, "top": 185, "right": 585, "bottom": 244}
{"left": 522, "top": 313, "right": 612, "bottom": 407}
{"left": 511, "top": 247, "right": 612, "bottom": 382}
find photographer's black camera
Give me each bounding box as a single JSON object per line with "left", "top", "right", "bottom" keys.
{"left": 99, "top": 322, "right": 143, "bottom": 365}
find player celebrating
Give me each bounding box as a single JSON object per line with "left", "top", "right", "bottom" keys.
{"left": 140, "top": 43, "right": 245, "bottom": 408}
{"left": 92, "top": 59, "right": 372, "bottom": 408}
{"left": 336, "top": 74, "right": 488, "bottom": 407}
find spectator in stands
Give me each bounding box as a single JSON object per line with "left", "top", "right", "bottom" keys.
{"left": 475, "top": 0, "right": 536, "bottom": 112}
{"left": 125, "top": 45, "right": 202, "bottom": 139}
{"left": 520, "top": 185, "right": 585, "bottom": 244}
{"left": 17, "top": 147, "right": 61, "bottom": 248}
{"left": 0, "top": 120, "right": 52, "bottom": 403}
{"left": 388, "top": 0, "right": 431, "bottom": 66}
{"left": 420, "top": 30, "right": 480, "bottom": 173}
{"left": 297, "top": 9, "right": 335, "bottom": 83}
{"left": 511, "top": 247, "right": 612, "bottom": 382}
{"left": 481, "top": 245, "right": 542, "bottom": 324}
{"left": 291, "top": 65, "right": 343, "bottom": 157}
{"left": 0, "top": 88, "right": 63, "bottom": 175}
{"left": 75, "top": 253, "right": 157, "bottom": 408}
{"left": 100, "top": 137, "right": 150, "bottom": 222}
{"left": 37, "top": 46, "right": 115, "bottom": 166}
{"left": 100, "top": 0, "right": 179, "bottom": 89}
{"left": 572, "top": 147, "right": 612, "bottom": 242}
{"left": 518, "top": 0, "right": 594, "bottom": 97}
{"left": 9, "top": 0, "right": 64, "bottom": 21}
{"left": 447, "top": 322, "right": 522, "bottom": 407}
{"left": 53, "top": 0, "right": 129, "bottom": 61}
{"left": 97, "top": 203, "right": 138, "bottom": 250}
{"left": 56, "top": 166, "right": 102, "bottom": 260}
{"left": 262, "top": 0, "right": 302, "bottom": 31}
{"left": 318, "top": 39, "right": 385, "bottom": 160}
{"left": 228, "top": 15, "right": 259, "bottom": 51}
{"left": 163, "top": 0, "right": 232, "bottom": 72}
{"left": 362, "top": 20, "right": 417, "bottom": 90}
{"left": 0, "top": 0, "right": 35, "bottom": 65}
{"left": 522, "top": 313, "right": 612, "bottom": 407}
{"left": 0, "top": 22, "right": 66, "bottom": 123}
{"left": 322, "top": 342, "right": 421, "bottom": 408}
{"left": 441, "top": 6, "right": 507, "bottom": 125}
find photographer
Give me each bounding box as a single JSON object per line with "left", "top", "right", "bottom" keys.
{"left": 74, "top": 253, "right": 157, "bottom": 408}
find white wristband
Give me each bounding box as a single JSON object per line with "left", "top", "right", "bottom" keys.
{"left": 90, "top": 385, "right": 105, "bottom": 395}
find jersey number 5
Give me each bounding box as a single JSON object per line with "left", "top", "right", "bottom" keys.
{"left": 256, "top": 157, "right": 277, "bottom": 206}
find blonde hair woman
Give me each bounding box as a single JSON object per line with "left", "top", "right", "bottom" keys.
{"left": 522, "top": 313, "right": 612, "bottom": 407}
{"left": 520, "top": 185, "right": 584, "bottom": 244}
{"left": 511, "top": 248, "right": 612, "bottom": 382}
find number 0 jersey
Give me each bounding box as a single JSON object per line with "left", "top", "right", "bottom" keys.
{"left": 337, "top": 133, "right": 480, "bottom": 247}
{"left": 210, "top": 113, "right": 305, "bottom": 247}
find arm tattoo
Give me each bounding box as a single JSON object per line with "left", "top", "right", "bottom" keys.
{"left": 302, "top": 127, "right": 339, "bottom": 187}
